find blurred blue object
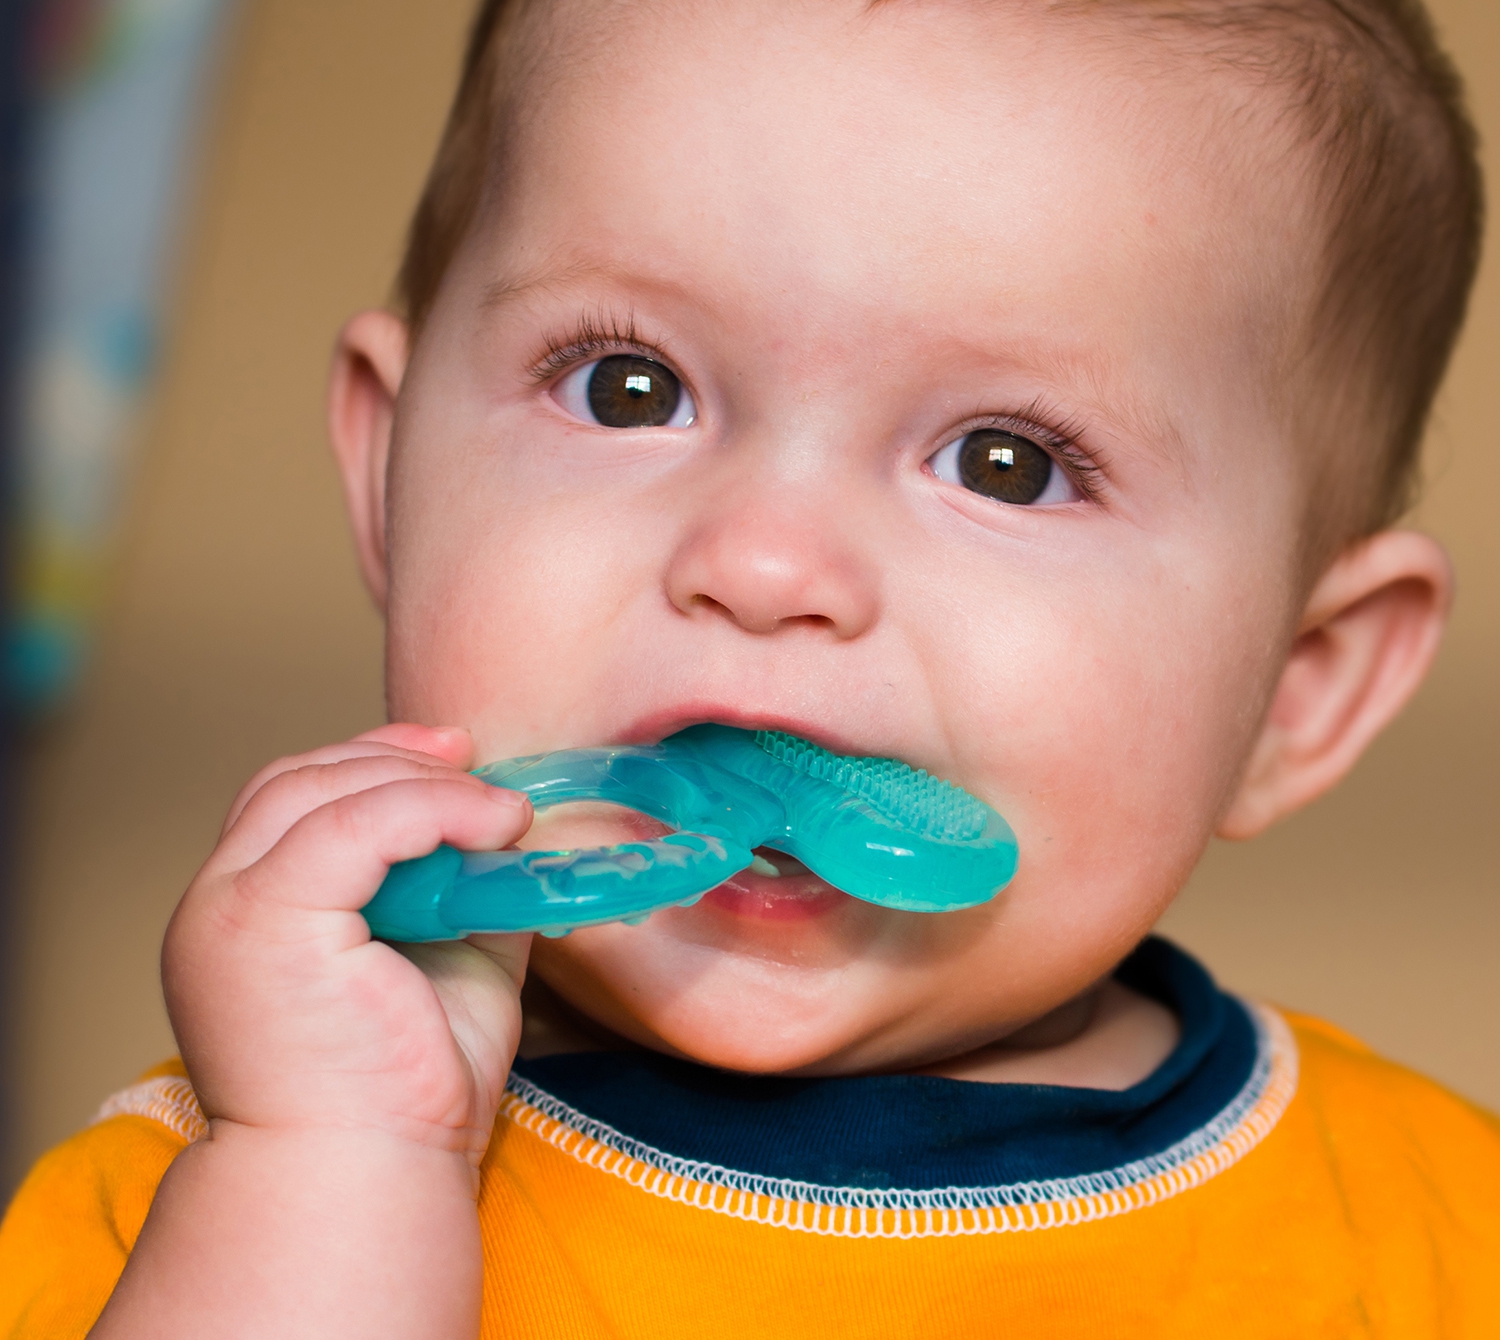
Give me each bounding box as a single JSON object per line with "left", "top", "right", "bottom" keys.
{"left": 0, "top": 0, "right": 40, "bottom": 1197}
{"left": 6, "top": 0, "right": 235, "bottom": 718}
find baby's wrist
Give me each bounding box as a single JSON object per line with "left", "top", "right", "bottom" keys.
{"left": 196, "top": 1116, "right": 487, "bottom": 1197}
{"left": 94, "top": 1109, "right": 484, "bottom": 1337}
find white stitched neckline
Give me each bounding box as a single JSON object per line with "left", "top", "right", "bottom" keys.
{"left": 500, "top": 1001, "right": 1298, "bottom": 1227}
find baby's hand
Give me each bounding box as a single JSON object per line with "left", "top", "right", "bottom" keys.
{"left": 162, "top": 724, "right": 534, "bottom": 1171}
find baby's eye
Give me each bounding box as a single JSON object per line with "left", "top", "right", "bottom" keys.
{"left": 926, "top": 429, "right": 1079, "bottom": 506}
{"left": 553, "top": 355, "right": 697, "bottom": 429}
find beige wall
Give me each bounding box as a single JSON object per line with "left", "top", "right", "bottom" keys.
{"left": 6, "top": 0, "right": 1497, "bottom": 1187}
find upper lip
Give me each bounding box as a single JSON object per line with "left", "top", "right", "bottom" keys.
{"left": 614, "top": 703, "right": 873, "bottom": 757}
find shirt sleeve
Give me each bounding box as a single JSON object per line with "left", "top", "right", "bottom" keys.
{"left": 0, "top": 1070, "right": 195, "bottom": 1339}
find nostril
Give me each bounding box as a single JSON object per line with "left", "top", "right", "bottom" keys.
{"left": 689, "top": 594, "right": 735, "bottom": 619}
{"left": 690, "top": 593, "right": 780, "bottom": 633}
{"left": 683, "top": 595, "right": 837, "bottom": 636}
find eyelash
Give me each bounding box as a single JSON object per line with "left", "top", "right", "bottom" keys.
{"left": 530, "top": 310, "right": 671, "bottom": 383}
{"left": 949, "top": 402, "right": 1107, "bottom": 503}
{"left": 530, "top": 316, "right": 1107, "bottom": 500}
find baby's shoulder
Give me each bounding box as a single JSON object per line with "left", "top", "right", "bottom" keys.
{"left": 1285, "top": 1009, "right": 1500, "bottom": 1142}
{"left": 1278, "top": 1009, "right": 1500, "bottom": 1217}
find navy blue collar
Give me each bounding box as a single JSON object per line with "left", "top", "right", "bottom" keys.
{"left": 510, "top": 937, "right": 1258, "bottom": 1191}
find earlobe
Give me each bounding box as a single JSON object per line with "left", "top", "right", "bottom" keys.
{"left": 1217, "top": 530, "right": 1453, "bottom": 840}
{"left": 328, "top": 310, "right": 410, "bottom": 610}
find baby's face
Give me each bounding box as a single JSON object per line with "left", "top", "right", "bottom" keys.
{"left": 381, "top": 1, "right": 1317, "bottom": 1072}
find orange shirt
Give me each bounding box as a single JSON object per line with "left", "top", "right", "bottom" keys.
{"left": 4, "top": 975, "right": 1500, "bottom": 1337}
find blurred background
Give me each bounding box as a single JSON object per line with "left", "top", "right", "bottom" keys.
{"left": 0, "top": 0, "right": 1495, "bottom": 1191}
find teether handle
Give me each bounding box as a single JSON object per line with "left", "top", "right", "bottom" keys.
{"left": 362, "top": 832, "right": 752, "bottom": 942}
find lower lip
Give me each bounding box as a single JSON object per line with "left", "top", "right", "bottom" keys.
{"left": 702, "top": 851, "right": 851, "bottom": 922}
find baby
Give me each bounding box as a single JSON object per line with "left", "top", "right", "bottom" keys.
{"left": 2, "top": 0, "right": 1496, "bottom": 1334}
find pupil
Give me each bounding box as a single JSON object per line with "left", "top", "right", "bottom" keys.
{"left": 588, "top": 356, "right": 681, "bottom": 427}
{"left": 957, "top": 430, "right": 1052, "bottom": 505}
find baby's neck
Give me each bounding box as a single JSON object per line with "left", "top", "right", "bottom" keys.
{"left": 915, "top": 981, "right": 1179, "bottom": 1091}
{"left": 517, "top": 977, "right": 1179, "bottom": 1092}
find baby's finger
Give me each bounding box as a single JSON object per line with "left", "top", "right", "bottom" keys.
{"left": 464, "top": 933, "right": 535, "bottom": 997}
{"left": 217, "top": 752, "right": 490, "bottom": 870}
{"left": 397, "top": 937, "right": 532, "bottom": 1105}
{"left": 230, "top": 776, "right": 532, "bottom": 922}
{"left": 217, "top": 726, "right": 468, "bottom": 834}
{"left": 354, "top": 724, "right": 475, "bottom": 769}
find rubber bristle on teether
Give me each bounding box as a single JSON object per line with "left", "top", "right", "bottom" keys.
{"left": 752, "top": 730, "right": 989, "bottom": 841}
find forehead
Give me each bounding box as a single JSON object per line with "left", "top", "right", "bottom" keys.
{"left": 470, "top": 0, "right": 1314, "bottom": 446}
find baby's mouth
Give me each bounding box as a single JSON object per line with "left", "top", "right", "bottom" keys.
{"left": 703, "top": 846, "right": 850, "bottom": 922}
{"left": 519, "top": 809, "right": 848, "bottom": 919}
{"left": 747, "top": 849, "right": 802, "bottom": 878}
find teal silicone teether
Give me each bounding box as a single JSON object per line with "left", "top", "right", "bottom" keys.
{"left": 361, "top": 725, "right": 1017, "bottom": 942}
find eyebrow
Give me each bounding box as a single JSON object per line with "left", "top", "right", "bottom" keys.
{"left": 936, "top": 328, "right": 1192, "bottom": 469}
{"left": 1038, "top": 344, "right": 1191, "bottom": 469}
{"left": 481, "top": 259, "right": 676, "bottom": 312}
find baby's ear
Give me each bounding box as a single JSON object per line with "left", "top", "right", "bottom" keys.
{"left": 328, "top": 310, "right": 410, "bottom": 610}
{"left": 1218, "top": 530, "right": 1453, "bottom": 840}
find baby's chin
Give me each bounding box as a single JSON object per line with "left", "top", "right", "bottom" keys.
{"left": 527, "top": 890, "right": 993, "bottom": 1076}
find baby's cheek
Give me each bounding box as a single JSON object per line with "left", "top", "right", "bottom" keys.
{"left": 945, "top": 581, "right": 1276, "bottom": 902}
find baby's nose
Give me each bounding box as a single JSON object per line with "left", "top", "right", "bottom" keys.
{"left": 663, "top": 504, "right": 880, "bottom": 639}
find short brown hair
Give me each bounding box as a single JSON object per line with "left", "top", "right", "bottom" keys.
{"left": 397, "top": 0, "right": 1483, "bottom": 536}
{"left": 397, "top": 0, "right": 512, "bottom": 339}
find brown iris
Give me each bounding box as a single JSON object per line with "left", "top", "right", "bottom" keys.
{"left": 586, "top": 355, "right": 683, "bottom": 428}
{"left": 956, "top": 430, "right": 1053, "bottom": 505}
